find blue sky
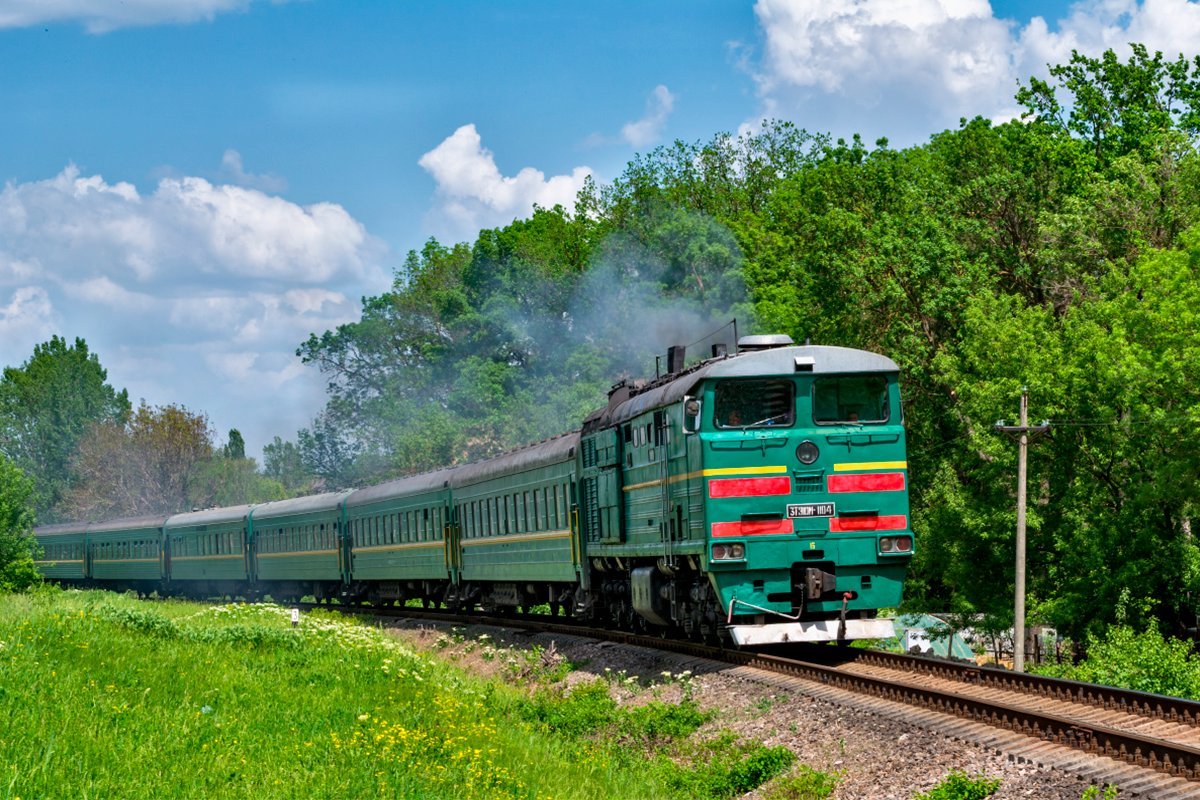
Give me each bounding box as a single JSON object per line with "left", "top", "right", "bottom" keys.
{"left": 2, "top": 0, "right": 1198, "bottom": 461}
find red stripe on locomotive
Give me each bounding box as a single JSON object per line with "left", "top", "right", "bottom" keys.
{"left": 708, "top": 476, "right": 792, "bottom": 498}
{"left": 827, "top": 472, "right": 905, "bottom": 493}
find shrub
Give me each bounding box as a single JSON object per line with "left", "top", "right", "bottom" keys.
{"left": 763, "top": 765, "right": 841, "bottom": 800}
{"left": 914, "top": 770, "right": 1001, "bottom": 800}
{"left": 1034, "top": 625, "right": 1200, "bottom": 699}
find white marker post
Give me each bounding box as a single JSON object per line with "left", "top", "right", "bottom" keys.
{"left": 291, "top": 608, "right": 300, "bottom": 628}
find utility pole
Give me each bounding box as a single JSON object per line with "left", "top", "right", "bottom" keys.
{"left": 995, "top": 388, "right": 1050, "bottom": 672}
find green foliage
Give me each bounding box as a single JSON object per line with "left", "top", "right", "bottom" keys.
{"left": 653, "top": 731, "right": 796, "bottom": 800}
{"left": 0, "top": 454, "right": 40, "bottom": 592}
{"left": 514, "top": 677, "right": 710, "bottom": 745}
{"left": 1034, "top": 624, "right": 1200, "bottom": 699}
{"left": 1080, "top": 784, "right": 1119, "bottom": 800}
{"left": 0, "top": 336, "right": 130, "bottom": 520}
{"left": 222, "top": 428, "right": 245, "bottom": 460}
{"left": 914, "top": 770, "right": 1002, "bottom": 800}
{"left": 762, "top": 765, "right": 841, "bottom": 800}
{"left": 261, "top": 435, "right": 314, "bottom": 495}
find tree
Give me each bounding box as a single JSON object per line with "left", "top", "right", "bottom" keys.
{"left": 1016, "top": 45, "right": 1200, "bottom": 166}
{"left": 0, "top": 454, "right": 40, "bottom": 592}
{"left": 262, "top": 436, "right": 315, "bottom": 496}
{"left": 0, "top": 337, "right": 130, "bottom": 520}
{"left": 223, "top": 429, "right": 245, "bottom": 460}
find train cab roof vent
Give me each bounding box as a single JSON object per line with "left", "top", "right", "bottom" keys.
{"left": 737, "top": 334, "right": 795, "bottom": 352}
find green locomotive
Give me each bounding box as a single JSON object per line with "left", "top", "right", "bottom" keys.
{"left": 34, "top": 335, "right": 912, "bottom": 646}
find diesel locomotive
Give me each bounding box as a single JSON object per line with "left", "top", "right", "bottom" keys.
{"left": 34, "top": 335, "right": 913, "bottom": 646}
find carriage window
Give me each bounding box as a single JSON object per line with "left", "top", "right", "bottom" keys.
{"left": 715, "top": 380, "right": 795, "bottom": 428}
{"left": 813, "top": 375, "right": 890, "bottom": 424}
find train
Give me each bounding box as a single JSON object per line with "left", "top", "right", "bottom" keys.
{"left": 34, "top": 334, "right": 913, "bottom": 646}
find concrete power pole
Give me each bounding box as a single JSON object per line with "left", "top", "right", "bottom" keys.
{"left": 995, "top": 389, "right": 1050, "bottom": 672}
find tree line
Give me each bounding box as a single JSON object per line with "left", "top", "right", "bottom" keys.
{"left": 1, "top": 46, "right": 1198, "bottom": 649}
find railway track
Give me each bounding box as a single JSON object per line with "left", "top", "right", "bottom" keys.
{"left": 320, "top": 604, "right": 1200, "bottom": 798}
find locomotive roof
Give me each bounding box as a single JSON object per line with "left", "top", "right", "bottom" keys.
{"left": 599, "top": 344, "right": 899, "bottom": 429}
{"left": 449, "top": 432, "right": 580, "bottom": 488}
{"left": 249, "top": 490, "right": 353, "bottom": 521}
{"left": 345, "top": 467, "right": 457, "bottom": 508}
{"left": 166, "top": 504, "right": 255, "bottom": 528}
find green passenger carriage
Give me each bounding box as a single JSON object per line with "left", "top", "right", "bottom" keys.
{"left": 87, "top": 515, "right": 168, "bottom": 595}
{"left": 450, "top": 434, "right": 581, "bottom": 613}
{"left": 249, "top": 492, "right": 352, "bottom": 603}
{"left": 32, "top": 521, "right": 89, "bottom": 582}
{"left": 342, "top": 468, "right": 455, "bottom": 606}
{"left": 164, "top": 505, "right": 254, "bottom": 597}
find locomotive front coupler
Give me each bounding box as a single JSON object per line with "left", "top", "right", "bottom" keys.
{"left": 836, "top": 592, "right": 852, "bottom": 645}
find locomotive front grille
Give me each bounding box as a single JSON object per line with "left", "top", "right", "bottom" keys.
{"left": 792, "top": 470, "right": 824, "bottom": 494}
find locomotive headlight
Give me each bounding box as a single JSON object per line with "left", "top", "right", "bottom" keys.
{"left": 711, "top": 543, "right": 745, "bottom": 561}
{"left": 796, "top": 440, "right": 819, "bottom": 465}
{"left": 879, "top": 536, "right": 913, "bottom": 554}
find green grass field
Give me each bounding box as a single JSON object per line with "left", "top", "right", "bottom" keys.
{"left": 0, "top": 589, "right": 798, "bottom": 800}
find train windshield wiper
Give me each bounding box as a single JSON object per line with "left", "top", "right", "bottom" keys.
{"left": 747, "top": 413, "right": 789, "bottom": 427}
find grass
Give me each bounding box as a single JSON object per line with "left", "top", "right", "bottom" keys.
{"left": 0, "top": 588, "right": 808, "bottom": 800}
{"left": 0, "top": 588, "right": 672, "bottom": 799}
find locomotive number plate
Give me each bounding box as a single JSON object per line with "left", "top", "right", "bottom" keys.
{"left": 787, "top": 502, "right": 835, "bottom": 518}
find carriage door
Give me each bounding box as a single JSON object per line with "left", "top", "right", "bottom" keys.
{"left": 579, "top": 428, "right": 624, "bottom": 544}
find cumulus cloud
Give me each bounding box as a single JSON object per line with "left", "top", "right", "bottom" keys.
{"left": 0, "top": 163, "right": 387, "bottom": 459}
{"left": 748, "top": 0, "right": 1200, "bottom": 144}
{"left": 418, "top": 124, "right": 593, "bottom": 242}
{"left": 0, "top": 0, "right": 295, "bottom": 33}
{"left": 0, "top": 164, "right": 383, "bottom": 285}
{"left": 0, "top": 287, "right": 58, "bottom": 361}
{"left": 621, "top": 85, "right": 677, "bottom": 148}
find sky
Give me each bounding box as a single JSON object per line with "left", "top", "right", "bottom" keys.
{"left": 2, "top": 0, "right": 1200, "bottom": 461}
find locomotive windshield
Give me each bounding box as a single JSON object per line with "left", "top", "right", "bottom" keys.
{"left": 813, "top": 374, "right": 890, "bottom": 424}
{"left": 715, "top": 379, "right": 795, "bottom": 428}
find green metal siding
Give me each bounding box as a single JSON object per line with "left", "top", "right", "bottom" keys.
{"left": 455, "top": 457, "right": 578, "bottom": 583}
{"left": 347, "top": 492, "right": 450, "bottom": 581}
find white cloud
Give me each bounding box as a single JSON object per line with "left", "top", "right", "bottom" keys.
{"left": 0, "top": 0, "right": 295, "bottom": 33}
{"left": 0, "top": 287, "right": 58, "bottom": 360}
{"left": 621, "top": 85, "right": 677, "bottom": 148}
{"left": 0, "top": 165, "right": 385, "bottom": 285}
{"left": 748, "top": 0, "right": 1200, "bottom": 144}
{"left": 418, "top": 124, "right": 593, "bottom": 242}
{"left": 0, "top": 163, "right": 387, "bottom": 460}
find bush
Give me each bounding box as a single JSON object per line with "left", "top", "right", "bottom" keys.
{"left": 763, "top": 765, "right": 841, "bottom": 800}
{"left": 656, "top": 731, "right": 796, "bottom": 800}
{"left": 914, "top": 770, "right": 1001, "bottom": 800}
{"left": 1034, "top": 625, "right": 1200, "bottom": 699}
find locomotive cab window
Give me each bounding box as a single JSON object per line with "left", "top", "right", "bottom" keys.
{"left": 714, "top": 380, "right": 795, "bottom": 428}
{"left": 813, "top": 375, "right": 890, "bottom": 424}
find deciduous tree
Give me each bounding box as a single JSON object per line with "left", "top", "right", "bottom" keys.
{"left": 0, "top": 337, "right": 130, "bottom": 520}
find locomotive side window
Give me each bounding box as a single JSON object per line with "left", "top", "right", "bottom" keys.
{"left": 813, "top": 375, "right": 890, "bottom": 424}
{"left": 715, "top": 380, "right": 795, "bottom": 428}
